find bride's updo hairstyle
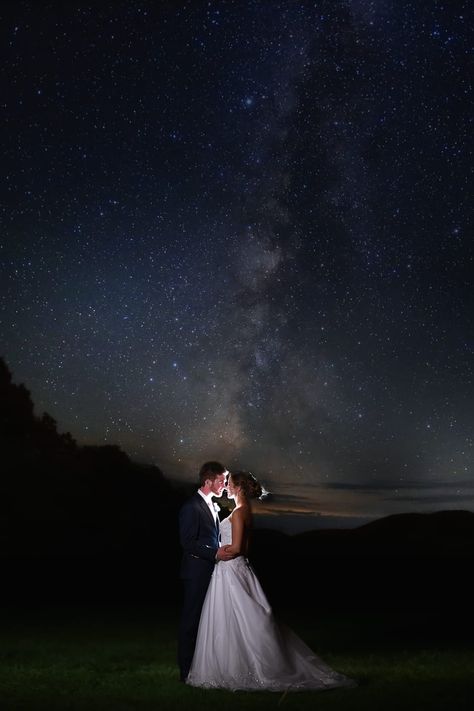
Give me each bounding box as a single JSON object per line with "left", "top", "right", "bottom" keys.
{"left": 231, "top": 471, "right": 263, "bottom": 500}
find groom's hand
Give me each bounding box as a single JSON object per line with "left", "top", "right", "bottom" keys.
{"left": 216, "top": 545, "right": 234, "bottom": 561}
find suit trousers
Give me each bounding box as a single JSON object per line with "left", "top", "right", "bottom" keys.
{"left": 178, "top": 567, "right": 213, "bottom": 681}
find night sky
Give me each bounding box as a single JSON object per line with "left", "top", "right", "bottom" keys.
{"left": 1, "top": 1, "right": 472, "bottom": 531}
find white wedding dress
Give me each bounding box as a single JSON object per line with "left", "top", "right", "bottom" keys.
{"left": 186, "top": 516, "right": 356, "bottom": 692}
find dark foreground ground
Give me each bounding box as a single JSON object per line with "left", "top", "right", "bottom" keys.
{"left": 1, "top": 546, "right": 474, "bottom": 711}
{"left": 0, "top": 602, "right": 473, "bottom": 711}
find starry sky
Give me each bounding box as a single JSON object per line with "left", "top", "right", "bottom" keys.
{"left": 1, "top": 1, "right": 472, "bottom": 531}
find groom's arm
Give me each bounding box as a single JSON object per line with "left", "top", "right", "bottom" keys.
{"left": 216, "top": 545, "right": 234, "bottom": 561}
{"left": 179, "top": 502, "right": 218, "bottom": 563}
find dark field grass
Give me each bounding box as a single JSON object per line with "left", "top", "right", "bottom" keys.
{"left": 0, "top": 604, "right": 473, "bottom": 711}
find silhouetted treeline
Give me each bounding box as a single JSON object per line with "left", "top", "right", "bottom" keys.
{"left": 0, "top": 356, "right": 185, "bottom": 560}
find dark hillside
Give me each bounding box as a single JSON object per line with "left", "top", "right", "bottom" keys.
{"left": 1, "top": 356, "right": 472, "bottom": 616}
{"left": 250, "top": 511, "right": 474, "bottom": 612}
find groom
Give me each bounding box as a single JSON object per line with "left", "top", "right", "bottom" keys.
{"left": 177, "top": 461, "right": 234, "bottom": 682}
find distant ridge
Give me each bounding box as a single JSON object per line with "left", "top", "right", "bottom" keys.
{"left": 250, "top": 510, "right": 474, "bottom": 610}
{"left": 351, "top": 509, "right": 474, "bottom": 556}
{"left": 355, "top": 509, "right": 474, "bottom": 536}
{"left": 252, "top": 509, "right": 474, "bottom": 559}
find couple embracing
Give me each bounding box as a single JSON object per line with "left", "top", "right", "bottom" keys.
{"left": 178, "top": 461, "right": 356, "bottom": 692}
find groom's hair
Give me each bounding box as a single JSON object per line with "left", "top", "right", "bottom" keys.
{"left": 198, "top": 461, "right": 226, "bottom": 485}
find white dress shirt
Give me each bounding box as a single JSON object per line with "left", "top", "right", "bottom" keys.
{"left": 198, "top": 489, "right": 218, "bottom": 525}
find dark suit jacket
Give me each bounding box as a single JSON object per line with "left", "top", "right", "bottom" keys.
{"left": 179, "top": 492, "right": 220, "bottom": 579}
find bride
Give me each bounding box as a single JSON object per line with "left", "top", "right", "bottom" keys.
{"left": 186, "top": 470, "right": 356, "bottom": 692}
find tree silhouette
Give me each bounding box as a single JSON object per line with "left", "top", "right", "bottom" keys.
{"left": 0, "top": 357, "right": 34, "bottom": 438}
{"left": 0, "top": 356, "right": 184, "bottom": 565}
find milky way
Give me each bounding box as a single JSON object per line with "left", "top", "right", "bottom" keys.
{"left": 1, "top": 1, "right": 472, "bottom": 528}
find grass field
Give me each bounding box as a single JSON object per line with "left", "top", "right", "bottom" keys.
{"left": 0, "top": 604, "right": 472, "bottom": 711}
